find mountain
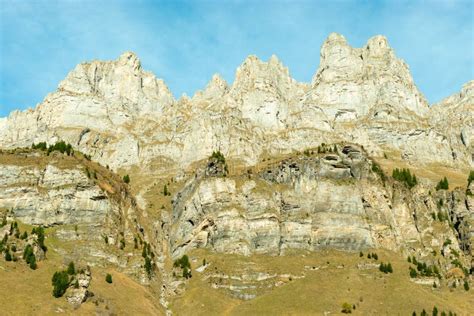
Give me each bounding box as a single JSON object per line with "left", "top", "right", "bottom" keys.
{"left": 0, "top": 33, "right": 473, "bottom": 315}
{"left": 1, "top": 34, "right": 472, "bottom": 171}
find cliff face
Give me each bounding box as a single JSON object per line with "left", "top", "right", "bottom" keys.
{"left": 0, "top": 33, "right": 473, "bottom": 314}
{"left": 0, "top": 34, "right": 471, "bottom": 171}
{"left": 169, "top": 145, "right": 472, "bottom": 271}
{"left": 0, "top": 149, "right": 151, "bottom": 275}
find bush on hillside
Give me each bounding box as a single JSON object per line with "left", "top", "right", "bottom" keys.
{"left": 392, "top": 168, "right": 417, "bottom": 188}
{"left": 123, "top": 174, "right": 130, "bottom": 184}
{"left": 52, "top": 270, "right": 70, "bottom": 298}
{"left": 106, "top": 273, "right": 113, "bottom": 284}
{"left": 436, "top": 177, "right": 449, "bottom": 190}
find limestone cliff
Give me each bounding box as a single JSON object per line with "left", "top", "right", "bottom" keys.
{"left": 0, "top": 33, "right": 473, "bottom": 314}
{"left": 0, "top": 34, "right": 471, "bottom": 171}
{"left": 169, "top": 145, "right": 472, "bottom": 272}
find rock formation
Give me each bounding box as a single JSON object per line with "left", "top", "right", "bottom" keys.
{"left": 0, "top": 33, "right": 471, "bottom": 171}
{"left": 0, "top": 33, "right": 472, "bottom": 314}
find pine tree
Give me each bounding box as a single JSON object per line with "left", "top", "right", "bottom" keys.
{"left": 144, "top": 257, "right": 152, "bottom": 277}
{"left": 123, "top": 174, "right": 130, "bottom": 184}
{"left": 29, "top": 255, "right": 37, "bottom": 270}
{"left": 67, "top": 261, "right": 75, "bottom": 275}
{"left": 387, "top": 263, "right": 393, "bottom": 273}
{"left": 106, "top": 273, "right": 113, "bottom": 284}
{"left": 468, "top": 170, "right": 474, "bottom": 186}
{"left": 52, "top": 270, "right": 70, "bottom": 298}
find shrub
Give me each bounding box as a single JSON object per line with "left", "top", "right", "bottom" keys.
{"left": 163, "top": 184, "right": 169, "bottom": 196}
{"left": 144, "top": 257, "right": 153, "bottom": 276}
{"left": 37, "top": 141, "right": 73, "bottom": 155}
{"left": 387, "top": 263, "right": 393, "bottom": 273}
{"left": 436, "top": 177, "right": 449, "bottom": 190}
{"left": 464, "top": 280, "right": 470, "bottom": 291}
{"left": 4, "top": 251, "right": 12, "bottom": 261}
{"left": 360, "top": 251, "right": 363, "bottom": 257}
{"left": 182, "top": 266, "right": 192, "bottom": 279}
{"left": 20, "top": 231, "right": 28, "bottom": 240}
{"left": 392, "top": 168, "right": 417, "bottom": 188}
{"left": 31, "top": 226, "right": 47, "bottom": 252}
{"left": 23, "top": 244, "right": 37, "bottom": 269}
{"left": 67, "top": 262, "right": 75, "bottom": 275}
{"left": 174, "top": 254, "right": 192, "bottom": 279}
{"left": 142, "top": 243, "right": 148, "bottom": 258}
{"left": 468, "top": 170, "right": 474, "bottom": 186}
{"left": 210, "top": 150, "right": 226, "bottom": 164}
{"left": 123, "top": 174, "right": 130, "bottom": 184}
{"left": 409, "top": 267, "right": 418, "bottom": 278}
{"left": 433, "top": 306, "right": 438, "bottom": 316}
{"left": 174, "top": 255, "right": 191, "bottom": 270}
{"left": 52, "top": 270, "right": 70, "bottom": 298}
{"left": 106, "top": 273, "right": 113, "bottom": 284}
{"left": 32, "top": 142, "right": 48, "bottom": 151}
{"left": 341, "top": 302, "right": 352, "bottom": 314}
{"left": 371, "top": 162, "right": 386, "bottom": 183}
{"left": 29, "top": 255, "right": 37, "bottom": 270}
{"left": 379, "top": 262, "right": 393, "bottom": 274}
{"left": 437, "top": 211, "right": 447, "bottom": 222}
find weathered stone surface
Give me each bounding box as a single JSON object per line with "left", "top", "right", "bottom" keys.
{"left": 66, "top": 267, "right": 92, "bottom": 307}
{"left": 0, "top": 164, "right": 111, "bottom": 226}
{"left": 0, "top": 34, "right": 471, "bottom": 171}
{"left": 169, "top": 146, "right": 473, "bottom": 273}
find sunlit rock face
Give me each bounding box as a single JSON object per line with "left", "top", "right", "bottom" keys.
{"left": 169, "top": 145, "right": 472, "bottom": 262}
{"left": 0, "top": 33, "right": 472, "bottom": 172}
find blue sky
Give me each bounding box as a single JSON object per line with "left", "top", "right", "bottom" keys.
{"left": 0, "top": 0, "right": 473, "bottom": 117}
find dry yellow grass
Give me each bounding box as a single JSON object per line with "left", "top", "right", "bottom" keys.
{"left": 0, "top": 222, "right": 162, "bottom": 315}
{"left": 170, "top": 249, "right": 474, "bottom": 316}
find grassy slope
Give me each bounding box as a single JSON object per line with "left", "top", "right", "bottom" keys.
{"left": 0, "top": 222, "right": 162, "bottom": 315}
{"left": 0, "top": 150, "right": 163, "bottom": 315}
{"left": 171, "top": 249, "right": 474, "bottom": 316}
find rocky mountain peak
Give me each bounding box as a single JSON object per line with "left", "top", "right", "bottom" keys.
{"left": 364, "top": 35, "right": 392, "bottom": 59}
{"left": 230, "top": 54, "right": 296, "bottom": 97}
{"left": 117, "top": 51, "right": 141, "bottom": 71}
{"left": 310, "top": 33, "right": 428, "bottom": 118}
{"left": 56, "top": 52, "right": 174, "bottom": 112}
{"left": 197, "top": 74, "right": 229, "bottom": 100}
{"left": 461, "top": 80, "right": 474, "bottom": 98}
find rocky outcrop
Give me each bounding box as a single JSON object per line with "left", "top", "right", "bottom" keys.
{"left": 0, "top": 149, "right": 151, "bottom": 273}
{"left": 65, "top": 267, "right": 92, "bottom": 307}
{"left": 169, "top": 145, "right": 472, "bottom": 277}
{"left": 0, "top": 163, "right": 111, "bottom": 226}
{"left": 0, "top": 34, "right": 471, "bottom": 172}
